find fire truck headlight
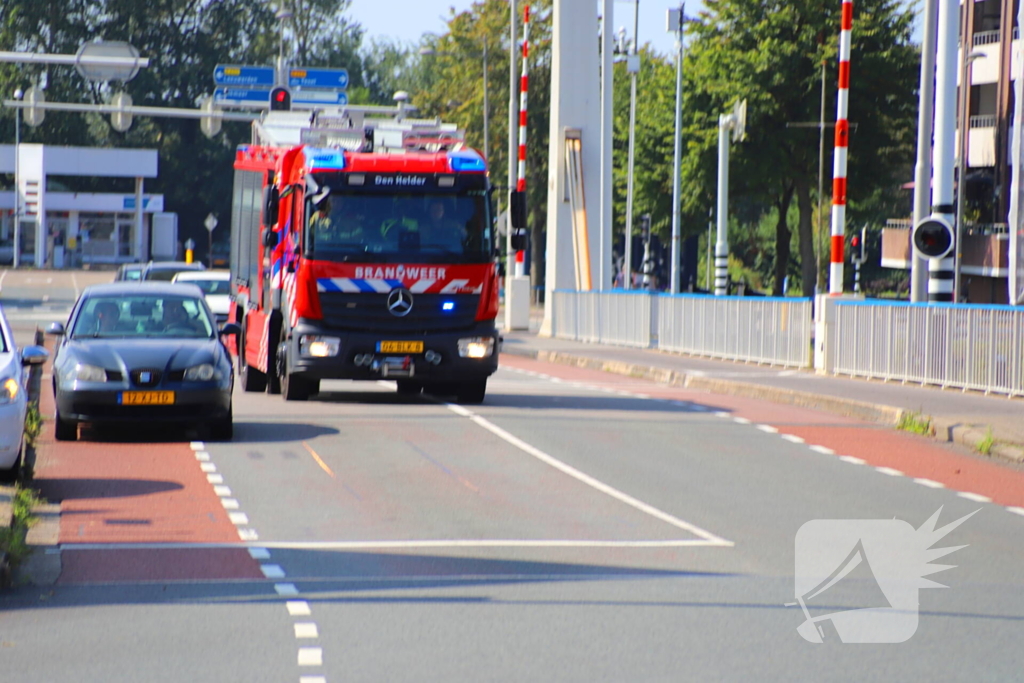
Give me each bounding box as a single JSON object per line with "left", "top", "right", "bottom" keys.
{"left": 457, "top": 337, "right": 494, "bottom": 359}
{"left": 300, "top": 335, "right": 340, "bottom": 358}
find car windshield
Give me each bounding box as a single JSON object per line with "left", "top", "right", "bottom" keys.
{"left": 305, "top": 191, "right": 493, "bottom": 264}
{"left": 71, "top": 294, "right": 215, "bottom": 339}
{"left": 181, "top": 279, "right": 230, "bottom": 295}
{"left": 146, "top": 269, "right": 190, "bottom": 282}
{"left": 122, "top": 268, "right": 142, "bottom": 281}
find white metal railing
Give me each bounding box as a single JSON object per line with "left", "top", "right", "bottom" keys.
{"left": 550, "top": 290, "right": 813, "bottom": 366}
{"left": 970, "top": 114, "right": 997, "bottom": 129}
{"left": 973, "top": 30, "right": 1001, "bottom": 46}
{"left": 658, "top": 294, "right": 813, "bottom": 367}
{"left": 551, "top": 290, "right": 653, "bottom": 348}
{"left": 833, "top": 300, "right": 1024, "bottom": 397}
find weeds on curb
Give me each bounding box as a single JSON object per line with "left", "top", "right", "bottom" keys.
{"left": 0, "top": 486, "right": 42, "bottom": 571}
{"left": 977, "top": 428, "right": 995, "bottom": 456}
{"left": 24, "top": 402, "right": 42, "bottom": 448}
{"left": 897, "top": 411, "right": 933, "bottom": 436}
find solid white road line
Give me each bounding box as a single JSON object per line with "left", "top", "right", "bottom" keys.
{"left": 294, "top": 623, "right": 319, "bottom": 638}
{"left": 913, "top": 478, "right": 946, "bottom": 489}
{"left": 445, "top": 403, "right": 732, "bottom": 546}
{"left": 287, "top": 601, "right": 312, "bottom": 616}
{"left": 297, "top": 648, "right": 323, "bottom": 666}
{"left": 299, "top": 677, "right": 327, "bottom": 683}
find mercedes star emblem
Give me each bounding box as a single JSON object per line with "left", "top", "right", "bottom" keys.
{"left": 387, "top": 288, "right": 414, "bottom": 317}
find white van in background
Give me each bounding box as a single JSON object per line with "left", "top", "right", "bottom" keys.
{"left": 172, "top": 270, "right": 231, "bottom": 324}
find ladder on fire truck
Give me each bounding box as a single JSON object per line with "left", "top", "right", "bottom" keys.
{"left": 252, "top": 104, "right": 466, "bottom": 155}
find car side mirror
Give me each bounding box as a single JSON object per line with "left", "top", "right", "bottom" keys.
{"left": 46, "top": 322, "right": 65, "bottom": 336}
{"left": 219, "top": 323, "right": 242, "bottom": 337}
{"left": 262, "top": 184, "right": 279, "bottom": 227}
{"left": 21, "top": 346, "right": 49, "bottom": 366}
{"left": 263, "top": 230, "right": 279, "bottom": 249}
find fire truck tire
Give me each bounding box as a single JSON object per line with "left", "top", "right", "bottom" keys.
{"left": 282, "top": 373, "right": 312, "bottom": 401}
{"left": 239, "top": 323, "right": 268, "bottom": 392}
{"left": 456, "top": 379, "right": 487, "bottom": 405}
{"left": 267, "top": 324, "right": 284, "bottom": 395}
{"left": 396, "top": 380, "right": 423, "bottom": 396}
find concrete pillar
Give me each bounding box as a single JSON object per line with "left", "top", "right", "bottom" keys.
{"left": 540, "top": 0, "right": 602, "bottom": 336}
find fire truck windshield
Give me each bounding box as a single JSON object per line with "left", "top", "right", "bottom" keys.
{"left": 306, "top": 192, "right": 493, "bottom": 264}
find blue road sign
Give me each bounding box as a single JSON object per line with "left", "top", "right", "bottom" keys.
{"left": 292, "top": 90, "right": 349, "bottom": 106}
{"left": 213, "top": 64, "right": 275, "bottom": 87}
{"left": 289, "top": 67, "right": 349, "bottom": 90}
{"left": 213, "top": 87, "right": 272, "bottom": 107}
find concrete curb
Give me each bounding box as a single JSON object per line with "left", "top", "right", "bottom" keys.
{"left": 0, "top": 484, "right": 13, "bottom": 588}
{"left": 501, "top": 346, "right": 1024, "bottom": 464}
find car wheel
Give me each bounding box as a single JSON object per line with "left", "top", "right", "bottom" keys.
{"left": 0, "top": 441, "right": 22, "bottom": 483}
{"left": 456, "top": 379, "right": 487, "bottom": 405}
{"left": 210, "top": 407, "right": 233, "bottom": 441}
{"left": 240, "top": 359, "right": 268, "bottom": 393}
{"left": 282, "top": 370, "right": 311, "bottom": 402}
{"left": 396, "top": 380, "right": 423, "bottom": 396}
{"left": 54, "top": 409, "right": 77, "bottom": 441}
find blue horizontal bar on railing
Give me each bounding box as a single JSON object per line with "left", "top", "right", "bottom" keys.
{"left": 834, "top": 298, "right": 1023, "bottom": 312}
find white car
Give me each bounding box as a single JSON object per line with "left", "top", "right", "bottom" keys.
{"left": 172, "top": 270, "right": 231, "bottom": 324}
{"left": 0, "top": 305, "right": 48, "bottom": 481}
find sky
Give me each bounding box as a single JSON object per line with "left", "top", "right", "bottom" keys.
{"left": 348, "top": 1, "right": 924, "bottom": 57}
{"left": 348, "top": 1, "right": 686, "bottom": 58}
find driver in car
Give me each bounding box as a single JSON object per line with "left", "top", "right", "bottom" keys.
{"left": 162, "top": 299, "right": 205, "bottom": 335}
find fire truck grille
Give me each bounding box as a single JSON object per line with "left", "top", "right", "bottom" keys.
{"left": 318, "top": 292, "right": 480, "bottom": 333}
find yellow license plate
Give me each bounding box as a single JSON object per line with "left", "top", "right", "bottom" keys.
{"left": 377, "top": 341, "right": 424, "bottom": 354}
{"left": 120, "top": 391, "right": 175, "bottom": 406}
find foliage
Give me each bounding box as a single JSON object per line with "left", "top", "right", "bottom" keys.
{"left": 23, "top": 401, "right": 41, "bottom": 449}
{"left": 0, "top": 486, "right": 41, "bottom": 571}
{"left": 897, "top": 410, "right": 933, "bottom": 436}
{"left": 976, "top": 427, "right": 994, "bottom": 456}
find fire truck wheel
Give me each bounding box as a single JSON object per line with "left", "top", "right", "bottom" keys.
{"left": 455, "top": 379, "right": 487, "bottom": 405}
{"left": 396, "top": 380, "right": 423, "bottom": 396}
{"left": 240, "top": 361, "right": 268, "bottom": 392}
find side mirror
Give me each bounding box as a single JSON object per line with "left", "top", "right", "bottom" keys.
{"left": 262, "top": 185, "right": 280, "bottom": 227}
{"left": 46, "top": 322, "right": 65, "bottom": 336}
{"left": 510, "top": 228, "right": 529, "bottom": 252}
{"left": 262, "top": 230, "right": 279, "bottom": 249}
{"left": 21, "top": 346, "right": 49, "bottom": 366}
{"left": 509, "top": 190, "right": 527, "bottom": 230}
{"left": 219, "top": 322, "right": 242, "bottom": 337}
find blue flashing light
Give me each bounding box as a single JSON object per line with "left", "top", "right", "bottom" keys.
{"left": 448, "top": 150, "right": 486, "bottom": 172}
{"left": 442, "top": 301, "right": 456, "bottom": 312}
{"left": 304, "top": 146, "right": 346, "bottom": 171}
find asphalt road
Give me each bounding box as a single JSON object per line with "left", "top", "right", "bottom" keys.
{"left": 3, "top": 270, "right": 1024, "bottom": 681}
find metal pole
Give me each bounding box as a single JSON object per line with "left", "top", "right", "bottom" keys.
{"left": 715, "top": 113, "right": 730, "bottom": 296}
{"left": 624, "top": 0, "right": 640, "bottom": 289}
{"left": 601, "top": 0, "right": 614, "bottom": 290}
{"left": 817, "top": 61, "right": 826, "bottom": 293}
{"left": 911, "top": 0, "right": 938, "bottom": 302}
{"left": 483, "top": 35, "right": 489, "bottom": 162}
{"left": 955, "top": 53, "right": 981, "bottom": 303}
{"left": 929, "top": 0, "right": 958, "bottom": 303}
{"left": 670, "top": 3, "right": 684, "bottom": 294}
{"left": 828, "top": 0, "right": 854, "bottom": 295}
{"left": 13, "top": 100, "right": 19, "bottom": 269}
{"left": 506, "top": 0, "right": 517, "bottom": 282}
{"left": 706, "top": 206, "right": 713, "bottom": 291}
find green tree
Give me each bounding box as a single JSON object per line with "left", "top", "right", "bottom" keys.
{"left": 681, "top": 0, "right": 918, "bottom": 295}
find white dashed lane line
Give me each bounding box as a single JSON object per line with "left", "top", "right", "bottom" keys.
{"left": 875, "top": 467, "right": 905, "bottom": 477}
{"left": 913, "top": 478, "right": 946, "bottom": 489}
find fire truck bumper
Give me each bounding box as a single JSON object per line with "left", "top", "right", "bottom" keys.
{"left": 286, "top": 321, "right": 499, "bottom": 382}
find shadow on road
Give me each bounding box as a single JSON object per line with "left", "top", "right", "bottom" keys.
{"left": 231, "top": 421, "right": 340, "bottom": 443}
{"left": 33, "top": 476, "right": 183, "bottom": 501}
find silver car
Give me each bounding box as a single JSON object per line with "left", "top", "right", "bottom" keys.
{"left": 0, "top": 304, "right": 49, "bottom": 481}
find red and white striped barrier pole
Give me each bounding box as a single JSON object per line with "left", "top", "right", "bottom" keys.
{"left": 829, "top": 0, "right": 853, "bottom": 295}
{"left": 514, "top": 5, "right": 530, "bottom": 278}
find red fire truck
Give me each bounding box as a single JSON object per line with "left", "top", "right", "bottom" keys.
{"left": 229, "top": 109, "right": 525, "bottom": 403}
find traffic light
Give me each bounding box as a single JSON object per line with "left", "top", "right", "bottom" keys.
{"left": 269, "top": 86, "right": 291, "bottom": 111}
{"left": 912, "top": 216, "right": 954, "bottom": 259}
{"left": 639, "top": 214, "right": 652, "bottom": 242}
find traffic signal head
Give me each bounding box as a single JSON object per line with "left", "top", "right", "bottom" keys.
{"left": 912, "top": 216, "right": 954, "bottom": 259}
{"left": 269, "top": 87, "right": 291, "bottom": 111}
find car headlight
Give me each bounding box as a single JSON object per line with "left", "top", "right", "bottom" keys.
{"left": 457, "top": 336, "right": 495, "bottom": 359}
{"left": 64, "top": 363, "right": 108, "bottom": 383}
{"left": 300, "top": 335, "right": 340, "bottom": 358}
{"left": 0, "top": 378, "right": 19, "bottom": 405}
{"left": 184, "top": 363, "right": 218, "bottom": 381}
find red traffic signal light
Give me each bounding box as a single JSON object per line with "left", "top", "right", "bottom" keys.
{"left": 912, "top": 216, "right": 954, "bottom": 259}
{"left": 269, "top": 87, "right": 291, "bottom": 111}
{"left": 851, "top": 236, "right": 860, "bottom": 248}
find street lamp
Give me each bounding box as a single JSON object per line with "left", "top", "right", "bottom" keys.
{"left": 12, "top": 87, "right": 22, "bottom": 269}
{"left": 618, "top": 2, "right": 641, "bottom": 290}
{"left": 954, "top": 49, "right": 986, "bottom": 303}
{"left": 420, "top": 37, "right": 489, "bottom": 161}
{"left": 667, "top": 5, "right": 685, "bottom": 294}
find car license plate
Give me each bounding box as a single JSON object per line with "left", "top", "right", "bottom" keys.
{"left": 377, "top": 341, "right": 424, "bottom": 354}
{"left": 120, "top": 391, "right": 175, "bottom": 405}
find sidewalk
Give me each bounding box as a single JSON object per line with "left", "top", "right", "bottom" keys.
{"left": 498, "top": 315, "right": 1024, "bottom": 464}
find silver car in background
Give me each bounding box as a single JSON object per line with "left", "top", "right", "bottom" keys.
{"left": 0, "top": 304, "right": 49, "bottom": 481}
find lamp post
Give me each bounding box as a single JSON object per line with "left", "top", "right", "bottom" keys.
{"left": 12, "top": 87, "right": 22, "bottom": 269}
{"left": 420, "top": 38, "right": 489, "bottom": 161}
{"left": 954, "top": 49, "right": 986, "bottom": 303}
{"left": 667, "top": 5, "right": 685, "bottom": 294}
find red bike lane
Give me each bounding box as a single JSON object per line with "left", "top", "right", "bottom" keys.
{"left": 33, "top": 375, "right": 262, "bottom": 584}
{"left": 499, "top": 355, "right": 1024, "bottom": 510}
